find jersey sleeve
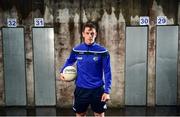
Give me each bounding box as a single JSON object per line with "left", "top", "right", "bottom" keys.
{"left": 60, "top": 50, "right": 77, "bottom": 73}
{"left": 102, "top": 52, "right": 112, "bottom": 94}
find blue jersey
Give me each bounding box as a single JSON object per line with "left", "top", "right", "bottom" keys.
{"left": 60, "top": 42, "right": 112, "bottom": 94}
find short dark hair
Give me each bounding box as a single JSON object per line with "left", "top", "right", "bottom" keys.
{"left": 82, "top": 22, "right": 97, "bottom": 32}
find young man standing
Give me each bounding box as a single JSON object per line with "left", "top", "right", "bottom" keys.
{"left": 59, "top": 22, "right": 112, "bottom": 117}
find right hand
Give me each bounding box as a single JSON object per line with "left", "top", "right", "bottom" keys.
{"left": 59, "top": 73, "right": 65, "bottom": 81}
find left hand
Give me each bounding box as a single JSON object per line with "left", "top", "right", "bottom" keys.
{"left": 101, "top": 93, "right": 110, "bottom": 102}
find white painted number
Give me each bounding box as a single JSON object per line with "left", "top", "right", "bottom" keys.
{"left": 140, "top": 16, "right": 149, "bottom": 25}
{"left": 7, "top": 18, "right": 17, "bottom": 27}
{"left": 157, "top": 16, "right": 167, "bottom": 25}
{"left": 34, "top": 18, "right": 44, "bottom": 27}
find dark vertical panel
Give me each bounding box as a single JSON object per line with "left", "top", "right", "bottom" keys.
{"left": 32, "top": 0, "right": 44, "bottom": 15}
{"left": 125, "top": 26, "right": 147, "bottom": 105}
{"left": 140, "top": 0, "right": 151, "bottom": 16}
{"left": 18, "top": 0, "right": 32, "bottom": 19}
{"left": 178, "top": 26, "right": 180, "bottom": 105}
{"left": 2, "top": 28, "right": 26, "bottom": 106}
{"left": 0, "top": 0, "right": 12, "bottom": 10}
{"left": 156, "top": 26, "right": 178, "bottom": 105}
{"left": 33, "top": 28, "right": 56, "bottom": 106}
{"left": 157, "top": 0, "right": 178, "bottom": 24}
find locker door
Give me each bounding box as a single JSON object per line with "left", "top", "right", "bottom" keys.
{"left": 156, "top": 26, "right": 178, "bottom": 105}
{"left": 33, "top": 28, "right": 56, "bottom": 106}
{"left": 2, "top": 28, "right": 26, "bottom": 106}
{"left": 125, "top": 26, "right": 148, "bottom": 105}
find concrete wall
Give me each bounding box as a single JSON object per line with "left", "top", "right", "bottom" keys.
{"left": 0, "top": 0, "right": 179, "bottom": 107}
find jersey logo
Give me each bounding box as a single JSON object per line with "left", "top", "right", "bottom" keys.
{"left": 93, "top": 56, "right": 98, "bottom": 61}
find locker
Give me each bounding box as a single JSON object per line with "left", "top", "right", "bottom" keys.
{"left": 125, "top": 26, "right": 148, "bottom": 105}
{"left": 156, "top": 26, "right": 178, "bottom": 105}
{"left": 32, "top": 28, "right": 56, "bottom": 106}
{"left": 2, "top": 28, "right": 26, "bottom": 106}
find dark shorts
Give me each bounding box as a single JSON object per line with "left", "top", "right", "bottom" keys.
{"left": 73, "top": 86, "right": 107, "bottom": 113}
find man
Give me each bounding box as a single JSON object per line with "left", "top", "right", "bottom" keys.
{"left": 59, "top": 22, "right": 112, "bottom": 117}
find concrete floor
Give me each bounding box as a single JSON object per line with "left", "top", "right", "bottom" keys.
{"left": 0, "top": 106, "right": 180, "bottom": 116}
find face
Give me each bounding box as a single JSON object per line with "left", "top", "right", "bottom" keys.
{"left": 82, "top": 27, "right": 97, "bottom": 45}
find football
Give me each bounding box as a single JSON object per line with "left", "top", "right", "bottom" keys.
{"left": 62, "top": 66, "right": 77, "bottom": 81}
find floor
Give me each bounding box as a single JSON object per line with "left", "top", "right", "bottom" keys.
{"left": 0, "top": 106, "right": 180, "bottom": 116}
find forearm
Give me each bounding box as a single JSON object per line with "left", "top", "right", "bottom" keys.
{"left": 104, "top": 71, "right": 112, "bottom": 94}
